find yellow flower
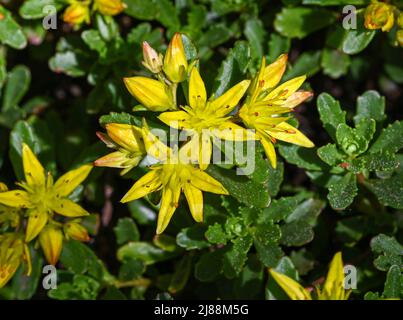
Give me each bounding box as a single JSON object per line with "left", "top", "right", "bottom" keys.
{"left": 63, "top": 0, "right": 91, "bottom": 26}
{"left": 142, "top": 41, "right": 164, "bottom": 74}
{"left": 0, "top": 144, "right": 92, "bottom": 242}
{"left": 0, "top": 233, "right": 31, "bottom": 288}
{"left": 269, "top": 252, "right": 351, "bottom": 300}
{"left": 39, "top": 224, "right": 63, "bottom": 266}
{"left": 93, "top": 0, "right": 126, "bottom": 16}
{"left": 124, "top": 77, "right": 176, "bottom": 111}
{"left": 239, "top": 55, "right": 314, "bottom": 168}
{"left": 364, "top": 1, "right": 395, "bottom": 32}
{"left": 120, "top": 120, "right": 229, "bottom": 234}
{"left": 159, "top": 66, "right": 254, "bottom": 170}
{"left": 0, "top": 183, "right": 21, "bottom": 228}
{"left": 163, "top": 33, "right": 188, "bottom": 83}
{"left": 64, "top": 220, "right": 90, "bottom": 242}
{"left": 94, "top": 123, "right": 146, "bottom": 175}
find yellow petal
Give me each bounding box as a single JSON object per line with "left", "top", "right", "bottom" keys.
{"left": 265, "top": 76, "right": 306, "bottom": 101}
{"left": 39, "top": 225, "right": 63, "bottom": 265}
{"left": 121, "top": 170, "right": 162, "bottom": 203}
{"left": 123, "top": 77, "right": 174, "bottom": 111}
{"left": 183, "top": 183, "right": 203, "bottom": 222}
{"left": 94, "top": 151, "right": 134, "bottom": 169}
{"left": 213, "top": 122, "right": 257, "bottom": 141}
{"left": 22, "top": 143, "right": 46, "bottom": 187}
{"left": 158, "top": 111, "right": 191, "bottom": 130}
{"left": 0, "top": 190, "right": 32, "bottom": 208}
{"left": 156, "top": 185, "right": 181, "bottom": 234}
{"left": 142, "top": 119, "right": 172, "bottom": 161}
{"left": 281, "top": 91, "right": 313, "bottom": 109}
{"left": 268, "top": 122, "right": 314, "bottom": 148}
{"left": 190, "top": 169, "right": 228, "bottom": 195}
{"left": 260, "top": 134, "right": 277, "bottom": 168}
{"left": 54, "top": 164, "right": 92, "bottom": 198}
{"left": 63, "top": 2, "right": 90, "bottom": 25}
{"left": 322, "top": 252, "right": 346, "bottom": 300}
{"left": 105, "top": 123, "right": 144, "bottom": 152}
{"left": 163, "top": 33, "right": 188, "bottom": 83}
{"left": 189, "top": 67, "right": 207, "bottom": 109}
{"left": 64, "top": 221, "right": 90, "bottom": 242}
{"left": 210, "top": 80, "right": 251, "bottom": 115}
{"left": 269, "top": 269, "right": 312, "bottom": 300}
{"left": 199, "top": 133, "right": 212, "bottom": 170}
{"left": 25, "top": 209, "right": 48, "bottom": 242}
{"left": 262, "top": 54, "right": 288, "bottom": 90}
{"left": 52, "top": 199, "right": 90, "bottom": 217}
{"left": 248, "top": 57, "right": 266, "bottom": 103}
{"left": 94, "top": 0, "right": 126, "bottom": 16}
{"left": 178, "top": 137, "right": 199, "bottom": 164}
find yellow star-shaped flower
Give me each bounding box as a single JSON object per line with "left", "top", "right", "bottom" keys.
{"left": 239, "top": 55, "right": 314, "bottom": 168}
{"left": 120, "top": 120, "right": 229, "bottom": 234}
{"left": 159, "top": 66, "right": 255, "bottom": 169}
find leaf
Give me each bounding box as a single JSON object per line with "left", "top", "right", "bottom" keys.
{"left": 205, "top": 223, "right": 228, "bottom": 245}
{"left": 195, "top": 250, "right": 223, "bottom": 282}
{"left": 283, "top": 51, "right": 321, "bottom": 81}
{"left": 2, "top": 65, "right": 31, "bottom": 111}
{"left": 233, "top": 255, "right": 264, "bottom": 299}
{"left": 285, "top": 198, "right": 326, "bottom": 225}
{"left": 99, "top": 112, "right": 142, "bottom": 127}
{"left": 317, "top": 93, "right": 346, "bottom": 141}
{"left": 19, "top": 0, "right": 61, "bottom": 19}
{"left": 280, "top": 221, "right": 314, "bottom": 247}
{"left": 366, "top": 174, "right": 403, "bottom": 209}
{"left": 213, "top": 41, "right": 251, "bottom": 98}
{"left": 336, "top": 121, "right": 374, "bottom": 156}
{"left": 118, "top": 259, "right": 145, "bottom": 281}
{"left": 278, "top": 144, "right": 326, "bottom": 171}
{"left": 114, "top": 218, "right": 140, "bottom": 245}
{"left": 117, "top": 242, "right": 179, "bottom": 265}
{"left": 244, "top": 18, "right": 265, "bottom": 61}
{"left": 266, "top": 256, "right": 299, "bottom": 300}
{"left": 342, "top": 15, "right": 376, "bottom": 55}
{"left": 268, "top": 33, "right": 290, "bottom": 63}
{"left": 0, "top": 6, "right": 27, "bottom": 49}
{"left": 254, "top": 242, "right": 284, "bottom": 268}
{"left": 176, "top": 225, "right": 210, "bottom": 250}
{"left": 349, "top": 152, "right": 398, "bottom": 173}
{"left": 199, "top": 24, "right": 232, "bottom": 49}
{"left": 208, "top": 166, "right": 271, "bottom": 208}
{"left": 383, "top": 265, "right": 402, "bottom": 299}
{"left": 321, "top": 49, "right": 350, "bottom": 79}
{"left": 370, "top": 234, "right": 403, "bottom": 271}
{"left": 168, "top": 255, "right": 192, "bottom": 294}
{"left": 124, "top": 0, "right": 156, "bottom": 20}
{"left": 274, "top": 7, "right": 337, "bottom": 39}
{"left": 302, "top": 0, "right": 367, "bottom": 4}
{"left": 317, "top": 143, "right": 345, "bottom": 166}
{"left": 223, "top": 234, "right": 253, "bottom": 278}
{"left": 354, "top": 90, "right": 386, "bottom": 124}
{"left": 327, "top": 172, "right": 357, "bottom": 210}
{"left": 82, "top": 30, "right": 107, "bottom": 56}
{"left": 262, "top": 194, "right": 305, "bottom": 222}
{"left": 370, "top": 121, "right": 403, "bottom": 154}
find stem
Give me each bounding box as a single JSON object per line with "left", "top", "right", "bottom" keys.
{"left": 113, "top": 278, "right": 151, "bottom": 289}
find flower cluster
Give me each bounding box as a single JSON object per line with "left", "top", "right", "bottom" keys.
{"left": 364, "top": 0, "right": 403, "bottom": 46}
{"left": 0, "top": 144, "right": 92, "bottom": 288}
{"left": 63, "top": 0, "right": 126, "bottom": 26}
{"left": 95, "top": 33, "right": 314, "bottom": 234}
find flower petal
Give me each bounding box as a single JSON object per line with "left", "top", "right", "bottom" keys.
{"left": 39, "top": 225, "right": 63, "bottom": 265}
{"left": 199, "top": 133, "right": 212, "bottom": 170}
{"left": 269, "top": 269, "right": 312, "bottom": 300}
{"left": 163, "top": 33, "right": 188, "bottom": 83}
{"left": 268, "top": 122, "right": 314, "bottom": 148}
{"left": 25, "top": 209, "right": 48, "bottom": 242}
{"left": 262, "top": 54, "right": 288, "bottom": 90}
{"left": 189, "top": 67, "right": 207, "bottom": 109}
{"left": 190, "top": 169, "right": 228, "bottom": 195}
{"left": 281, "top": 91, "right": 313, "bottom": 109}
{"left": 123, "top": 77, "right": 174, "bottom": 111}
{"left": 156, "top": 185, "right": 181, "bottom": 234}
{"left": 158, "top": 111, "right": 192, "bottom": 130}
{"left": 214, "top": 122, "right": 257, "bottom": 141}
{"left": 121, "top": 170, "right": 162, "bottom": 203}
{"left": 0, "top": 190, "right": 32, "bottom": 208}
{"left": 183, "top": 183, "right": 203, "bottom": 222}
{"left": 142, "top": 119, "right": 172, "bottom": 161}
{"left": 52, "top": 199, "right": 90, "bottom": 217}
{"left": 210, "top": 80, "right": 250, "bottom": 115}
{"left": 265, "top": 76, "right": 306, "bottom": 101}
{"left": 106, "top": 123, "right": 144, "bottom": 152}
{"left": 322, "top": 252, "right": 347, "bottom": 300}
{"left": 260, "top": 134, "right": 277, "bottom": 168}
{"left": 53, "top": 164, "right": 92, "bottom": 197}
{"left": 22, "top": 143, "right": 46, "bottom": 187}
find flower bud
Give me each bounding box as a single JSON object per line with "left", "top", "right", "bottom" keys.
{"left": 364, "top": 2, "right": 395, "bottom": 32}
{"left": 39, "top": 225, "right": 63, "bottom": 266}
{"left": 63, "top": 1, "right": 91, "bottom": 26}
{"left": 142, "top": 41, "right": 164, "bottom": 73}
{"left": 163, "top": 33, "right": 188, "bottom": 83}
{"left": 93, "top": 0, "right": 126, "bottom": 16}
{"left": 64, "top": 221, "right": 90, "bottom": 242}
{"left": 124, "top": 77, "right": 175, "bottom": 111}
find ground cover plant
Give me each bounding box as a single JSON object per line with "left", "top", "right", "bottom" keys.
{"left": 0, "top": 0, "right": 402, "bottom": 300}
